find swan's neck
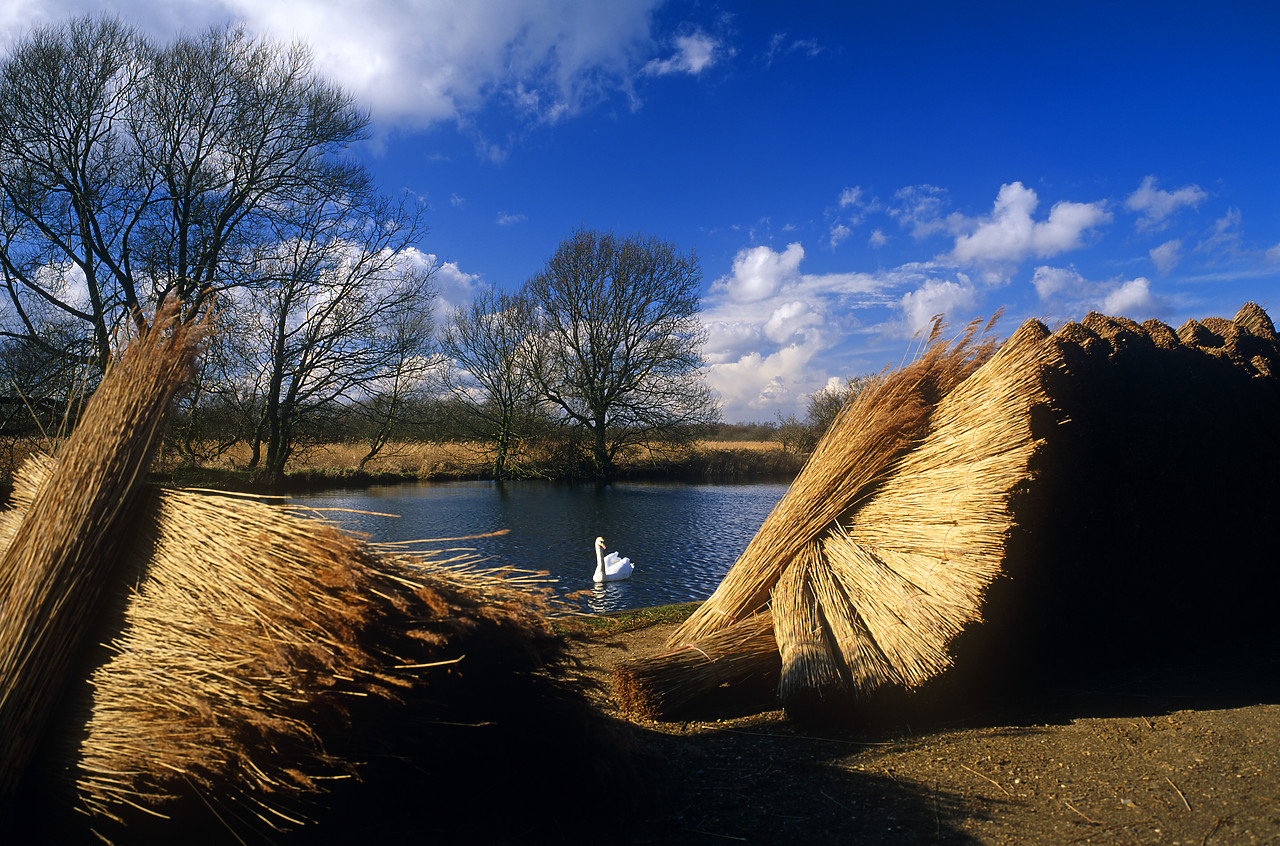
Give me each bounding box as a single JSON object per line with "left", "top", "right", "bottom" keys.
{"left": 593, "top": 545, "right": 604, "bottom": 581}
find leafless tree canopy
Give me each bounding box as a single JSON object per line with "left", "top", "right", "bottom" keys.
{"left": 525, "top": 227, "right": 719, "bottom": 480}
{"left": 0, "top": 16, "right": 437, "bottom": 482}
{"left": 439, "top": 287, "right": 539, "bottom": 480}
{"left": 0, "top": 16, "right": 370, "bottom": 368}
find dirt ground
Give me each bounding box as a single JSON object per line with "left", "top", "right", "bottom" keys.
{"left": 571, "top": 621, "right": 1280, "bottom": 846}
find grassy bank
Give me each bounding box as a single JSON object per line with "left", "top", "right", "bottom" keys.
{"left": 147, "top": 439, "right": 804, "bottom": 493}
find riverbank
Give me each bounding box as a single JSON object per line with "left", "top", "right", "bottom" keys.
{"left": 142, "top": 439, "right": 804, "bottom": 494}
{"left": 565, "top": 605, "right": 1280, "bottom": 845}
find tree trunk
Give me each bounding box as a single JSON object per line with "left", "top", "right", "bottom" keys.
{"left": 592, "top": 419, "right": 613, "bottom": 482}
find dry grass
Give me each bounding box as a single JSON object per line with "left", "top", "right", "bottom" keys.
{"left": 188, "top": 439, "right": 491, "bottom": 477}
{"left": 170, "top": 438, "right": 790, "bottom": 481}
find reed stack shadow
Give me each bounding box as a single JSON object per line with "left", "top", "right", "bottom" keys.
{"left": 615, "top": 303, "right": 1280, "bottom": 724}
{"left": 0, "top": 308, "right": 640, "bottom": 844}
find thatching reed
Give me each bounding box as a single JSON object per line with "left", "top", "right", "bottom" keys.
{"left": 616, "top": 302, "right": 1280, "bottom": 723}
{"left": 2, "top": 309, "right": 641, "bottom": 843}
{"left": 613, "top": 612, "right": 778, "bottom": 719}
{"left": 0, "top": 308, "right": 204, "bottom": 799}
{"left": 669, "top": 316, "right": 1005, "bottom": 648}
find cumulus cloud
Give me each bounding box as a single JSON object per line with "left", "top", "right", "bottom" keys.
{"left": 828, "top": 223, "right": 851, "bottom": 249}
{"left": 703, "top": 340, "right": 826, "bottom": 421}
{"left": 762, "top": 300, "right": 822, "bottom": 345}
{"left": 2, "top": 0, "right": 663, "bottom": 131}
{"left": 641, "top": 31, "right": 719, "bottom": 76}
{"left": 702, "top": 242, "right": 900, "bottom": 420}
{"left": 1125, "top": 175, "right": 1207, "bottom": 231}
{"left": 869, "top": 229, "right": 887, "bottom": 248}
{"left": 1149, "top": 239, "right": 1182, "bottom": 274}
{"left": 1031, "top": 265, "right": 1088, "bottom": 301}
{"left": 395, "top": 249, "right": 481, "bottom": 316}
{"left": 949, "top": 182, "right": 1111, "bottom": 272}
{"left": 896, "top": 277, "right": 978, "bottom": 337}
{"left": 495, "top": 211, "right": 527, "bottom": 226}
{"left": 712, "top": 242, "right": 804, "bottom": 302}
{"left": 1030, "top": 264, "right": 1168, "bottom": 321}
{"left": 1102, "top": 277, "right": 1161, "bottom": 316}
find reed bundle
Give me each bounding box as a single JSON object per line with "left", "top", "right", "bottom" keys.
{"left": 0, "top": 308, "right": 203, "bottom": 800}
{"left": 669, "top": 316, "right": 1004, "bottom": 649}
{"left": 2, "top": 308, "right": 638, "bottom": 843}
{"left": 613, "top": 612, "right": 778, "bottom": 719}
{"left": 619, "top": 302, "right": 1280, "bottom": 723}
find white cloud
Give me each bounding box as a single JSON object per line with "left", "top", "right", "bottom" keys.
{"left": 896, "top": 277, "right": 978, "bottom": 337}
{"left": 1149, "top": 239, "right": 1182, "bottom": 274}
{"left": 829, "top": 223, "right": 851, "bottom": 249}
{"left": 450, "top": 193, "right": 466, "bottom": 207}
{"left": 838, "top": 186, "right": 864, "bottom": 209}
{"left": 397, "top": 249, "right": 480, "bottom": 317}
{"left": 1101, "top": 277, "right": 1161, "bottom": 317}
{"left": 702, "top": 242, "right": 900, "bottom": 420}
{"left": 704, "top": 341, "right": 825, "bottom": 421}
{"left": 1030, "top": 264, "right": 1168, "bottom": 321}
{"left": 1031, "top": 265, "right": 1088, "bottom": 301}
{"left": 1195, "top": 207, "right": 1243, "bottom": 257}
{"left": 890, "top": 184, "right": 952, "bottom": 238}
{"left": 869, "top": 229, "right": 887, "bottom": 248}
{"left": 1267, "top": 243, "right": 1280, "bottom": 264}
{"left": 3, "top": 1, "right": 663, "bottom": 131}
{"left": 641, "top": 31, "right": 718, "bottom": 76}
{"left": 950, "top": 182, "right": 1111, "bottom": 271}
{"left": 496, "top": 211, "right": 527, "bottom": 226}
{"left": 762, "top": 300, "right": 822, "bottom": 345}
{"left": 1125, "top": 175, "right": 1207, "bottom": 231}
{"left": 712, "top": 242, "right": 804, "bottom": 302}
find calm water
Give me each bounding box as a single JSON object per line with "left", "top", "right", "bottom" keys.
{"left": 291, "top": 480, "right": 788, "bottom": 613}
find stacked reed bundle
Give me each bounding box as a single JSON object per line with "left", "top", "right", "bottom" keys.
{"left": 613, "top": 612, "right": 778, "bottom": 719}
{"left": 2, "top": 309, "right": 639, "bottom": 843}
{"left": 673, "top": 316, "right": 1004, "bottom": 646}
{"left": 614, "top": 316, "right": 1051, "bottom": 718}
{"left": 0, "top": 308, "right": 204, "bottom": 800}
{"left": 615, "top": 302, "right": 1280, "bottom": 723}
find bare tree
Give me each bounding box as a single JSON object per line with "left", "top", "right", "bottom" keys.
{"left": 806, "top": 374, "right": 874, "bottom": 435}
{"left": 525, "top": 227, "right": 719, "bottom": 481}
{"left": 233, "top": 189, "right": 435, "bottom": 485}
{"left": 0, "top": 17, "right": 370, "bottom": 369}
{"left": 438, "top": 287, "right": 540, "bottom": 481}
{"left": 350, "top": 307, "right": 438, "bottom": 471}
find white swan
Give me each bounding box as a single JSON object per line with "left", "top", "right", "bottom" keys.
{"left": 593, "top": 536, "right": 634, "bottom": 582}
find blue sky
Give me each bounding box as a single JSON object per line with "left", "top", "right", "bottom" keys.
{"left": 4, "top": 2, "right": 1277, "bottom": 421}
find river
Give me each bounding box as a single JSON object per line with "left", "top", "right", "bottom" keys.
{"left": 291, "top": 480, "right": 789, "bottom": 613}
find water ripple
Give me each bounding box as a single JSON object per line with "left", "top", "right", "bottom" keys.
{"left": 292, "top": 480, "right": 787, "bottom": 612}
